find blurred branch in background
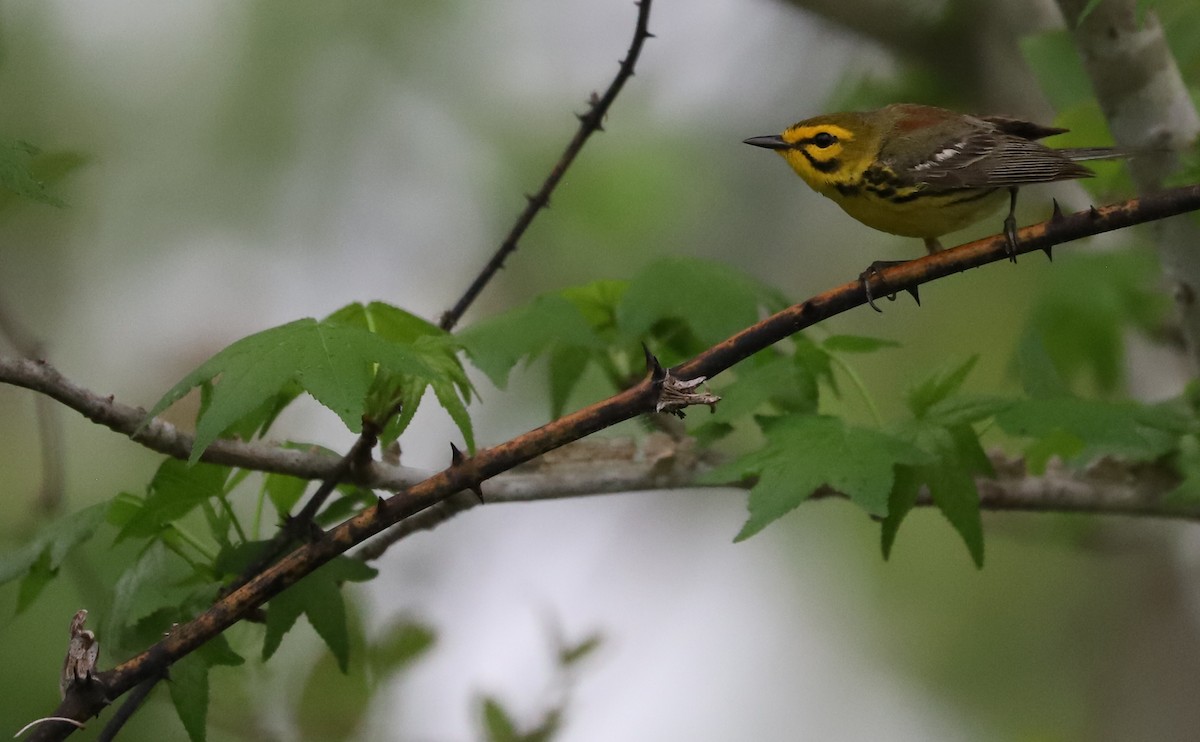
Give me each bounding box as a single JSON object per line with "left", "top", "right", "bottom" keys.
{"left": 1057, "top": 0, "right": 1200, "bottom": 369}
{"left": 0, "top": 293, "right": 65, "bottom": 514}
{"left": 784, "top": 0, "right": 1062, "bottom": 112}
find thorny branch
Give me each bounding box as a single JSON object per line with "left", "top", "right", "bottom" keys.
{"left": 20, "top": 184, "right": 1200, "bottom": 739}
{"left": 437, "top": 0, "right": 656, "bottom": 332}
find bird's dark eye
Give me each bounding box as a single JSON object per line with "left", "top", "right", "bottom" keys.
{"left": 812, "top": 132, "right": 837, "bottom": 148}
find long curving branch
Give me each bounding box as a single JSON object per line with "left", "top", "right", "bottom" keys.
{"left": 20, "top": 184, "right": 1200, "bottom": 739}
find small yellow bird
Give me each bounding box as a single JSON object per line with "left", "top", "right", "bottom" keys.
{"left": 745, "top": 103, "right": 1126, "bottom": 258}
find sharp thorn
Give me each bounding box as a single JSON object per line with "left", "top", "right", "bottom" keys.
{"left": 905, "top": 285, "right": 921, "bottom": 306}
{"left": 450, "top": 442, "right": 465, "bottom": 466}
{"left": 1050, "top": 198, "right": 1064, "bottom": 222}
{"left": 1088, "top": 204, "right": 1100, "bottom": 218}
{"left": 1042, "top": 244, "right": 1054, "bottom": 261}
{"left": 644, "top": 31, "right": 657, "bottom": 38}
{"left": 642, "top": 343, "right": 665, "bottom": 383}
{"left": 470, "top": 485, "right": 485, "bottom": 504}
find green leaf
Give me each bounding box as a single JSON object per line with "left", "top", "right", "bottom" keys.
{"left": 0, "top": 502, "right": 106, "bottom": 611}
{"left": 922, "top": 426, "right": 988, "bottom": 567}
{"left": 482, "top": 697, "right": 519, "bottom": 742}
{"left": 458, "top": 294, "right": 605, "bottom": 388}
{"left": 922, "top": 394, "right": 1015, "bottom": 428}
{"left": 1020, "top": 31, "right": 1096, "bottom": 108}
{"left": 197, "top": 633, "right": 245, "bottom": 667}
{"left": 704, "top": 415, "right": 928, "bottom": 540}
{"left": 996, "top": 397, "right": 1188, "bottom": 471}
{"left": 906, "top": 356, "right": 978, "bottom": 419}
{"left": 367, "top": 619, "right": 436, "bottom": 677}
{"left": 169, "top": 651, "right": 210, "bottom": 742}
{"left": 325, "top": 301, "right": 443, "bottom": 344}
{"left": 263, "top": 473, "right": 309, "bottom": 517}
{"left": 821, "top": 334, "right": 901, "bottom": 354}
{"left": 1015, "top": 332, "right": 1070, "bottom": 399}
{"left": 884, "top": 423, "right": 991, "bottom": 566}
{"left": 116, "top": 459, "right": 231, "bottom": 541}
{"left": 16, "top": 551, "right": 55, "bottom": 613}
{"left": 616, "top": 256, "right": 785, "bottom": 349}
{"left": 263, "top": 557, "right": 378, "bottom": 671}
{"left": 0, "top": 139, "right": 66, "bottom": 207}
{"left": 881, "top": 466, "right": 921, "bottom": 560}
{"left": 706, "top": 351, "right": 819, "bottom": 428}
{"left": 144, "top": 318, "right": 448, "bottom": 463}
{"left": 1024, "top": 251, "right": 1167, "bottom": 394}
{"left": 106, "top": 542, "right": 195, "bottom": 648}
{"left": 558, "top": 633, "right": 602, "bottom": 668}
{"left": 548, "top": 346, "right": 593, "bottom": 419}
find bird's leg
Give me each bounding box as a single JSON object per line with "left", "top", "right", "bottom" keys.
{"left": 1002, "top": 187, "right": 1019, "bottom": 263}
{"left": 857, "top": 237, "right": 937, "bottom": 312}
{"left": 858, "top": 260, "right": 922, "bottom": 312}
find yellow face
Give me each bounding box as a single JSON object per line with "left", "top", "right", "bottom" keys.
{"left": 773, "top": 116, "right": 877, "bottom": 196}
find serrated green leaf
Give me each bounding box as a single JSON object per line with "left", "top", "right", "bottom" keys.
{"left": 906, "top": 356, "right": 978, "bottom": 419}
{"left": 458, "top": 294, "right": 605, "bottom": 388}
{"left": 616, "top": 256, "right": 785, "bottom": 348}
{"left": 169, "top": 651, "right": 210, "bottom": 742}
{"left": 107, "top": 542, "right": 196, "bottom": 650}
{"left": 326, "top": 301, "right": 443, "bottom": 344}
{"left": 116, "top": 460, "right": 231, "bottom": 541}
{"left": 704, "top": 415, "right": 928, "bottom": 540}
{"left": 925, "top": 426, "right": 988, "bottom": 567}
{"left": 821, "top": 334, "right": 901, "bottom": 353}
{"left": 144, "top": 318, "right": 443, "bottom": 464}
{"left": 884, "top": 424, "right": 989, "bottom": 566}
{"left": 482, "top": 697, "right": 519, "bottom": 742}
{"left": 0, "top": 502, "right": 106, "bottom": 610}
{"left": 881, "top": 466, "right": 921, "bottom": 560}
{"left": 263, "top": 557, "right": 378, "bottom": 671}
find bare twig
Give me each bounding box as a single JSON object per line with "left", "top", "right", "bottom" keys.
{"left": 94, "top": 676, "right": 161, "bottom": 742}
{"left": 437, "top": 0, "right": 655, "bottom": 332}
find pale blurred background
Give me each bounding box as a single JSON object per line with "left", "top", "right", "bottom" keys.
{"left": 3, "top": 1, "right": 1200, "bottom": 740}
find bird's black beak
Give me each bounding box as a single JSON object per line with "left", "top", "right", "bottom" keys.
{"left": 743, "top": 135, "right": 790, "bottom": 150}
